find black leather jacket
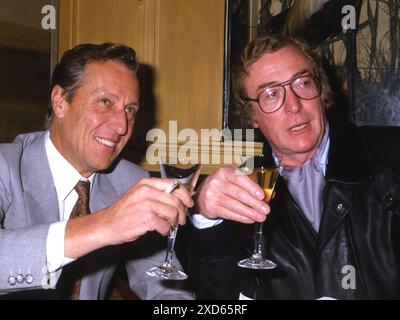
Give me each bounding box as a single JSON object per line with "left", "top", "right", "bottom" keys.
{"left": 186, "top": 121, "right": 400, "bottom": 299}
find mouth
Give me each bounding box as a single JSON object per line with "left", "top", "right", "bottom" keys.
{"left": 95, "top": 137, "right": 117, "bottom": 148}
{"left": 288, "top": 123, "right": 308, "bottom": 132}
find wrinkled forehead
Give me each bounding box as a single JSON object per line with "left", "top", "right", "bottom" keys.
{"left": 79, "top": 61, "right": 139, "bottom": 92}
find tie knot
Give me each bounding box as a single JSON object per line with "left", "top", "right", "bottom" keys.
{"left": 75, "top": 180, "right": 90, "bottom": 198}
{"left": 70, "top": 180, "right": 91, "bottom": 219}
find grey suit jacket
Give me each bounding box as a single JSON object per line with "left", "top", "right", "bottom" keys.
{"left": 0, "top": 132, "right": 193, "bottom": 299}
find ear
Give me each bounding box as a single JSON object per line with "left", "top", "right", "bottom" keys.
{"left": 50, "top": 85, "right": 68, "bottom": 119}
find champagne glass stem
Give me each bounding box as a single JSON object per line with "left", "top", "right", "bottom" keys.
{"left": 146, "top": 159, "right": 202, "bottom": 280}
{"left": 237, "top": 157, "right": 278, "bottom": 270}
{"left": 253, "top": 222, "right": 263, "bottom": 257}
{"left": 164, "top": 226, "right": 178, "bottom": 265}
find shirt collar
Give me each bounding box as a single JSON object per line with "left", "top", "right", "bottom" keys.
{"left": 273, "top": 123, "right": 330, "bottom": 176}
{"left": 45, "top": 131, "right": 95, "bottom": 201}
{"left": 315, "top": 123, "right": 330, "bottom": 176}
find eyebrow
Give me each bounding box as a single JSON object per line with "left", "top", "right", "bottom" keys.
{"left": 91, "top": 89, "right": 118, "bottom": 99}
{"left": 257, "top": 69, "right": 311, "bottom": 91}
{"left": 94, "top": 89, "right": 139, "bottom": 107}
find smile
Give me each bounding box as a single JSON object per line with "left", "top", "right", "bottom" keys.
{"left": 289, "top": 124, "right": 307, "bottom": 132}
{"left": 96, "top": 137, "right": 116, "bottom": 148}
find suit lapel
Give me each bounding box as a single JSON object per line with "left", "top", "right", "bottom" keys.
{"left": 21, "top": 132, "right": 59, "bottom": 225}
{"left": 90, "top": 173, "right": 119, "bottom": 213}
{"left": 21, "top": 133, "right": 120, "bottom": 223}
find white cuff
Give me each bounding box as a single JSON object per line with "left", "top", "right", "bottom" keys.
{"left": 46, "top": 220, "right": 75, "bottom": 273}
{"left": 190, "top": 214, "right": 223, "bottom": 229}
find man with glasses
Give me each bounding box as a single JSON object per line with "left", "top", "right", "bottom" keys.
{"left": 186, "top": 35, "right": 400, "bottom": 299}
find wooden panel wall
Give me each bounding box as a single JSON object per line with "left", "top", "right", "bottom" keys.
{"left": 58, "top": 0, "right": 224, "bottom": 132}
{"left": 58, "top": 0, "right": 140, "bottom": 58}
{"left": 155, "top": 0, "right": 225, "bottom": 133}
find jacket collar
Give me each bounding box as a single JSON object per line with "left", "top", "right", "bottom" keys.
{"left": 261, "top": 119, "right": 373, "bottom": 258}
{"left": 261, "top": 118, "right": 372, "bottom": 183}
{"left": 21, "top": 132, "right": 118, "bottom": 224}
{"left": 317, "top": 119, "right": 372, "bottom": 257}
{"left": 325, "top": 119, "right": 372, "bottom": 183}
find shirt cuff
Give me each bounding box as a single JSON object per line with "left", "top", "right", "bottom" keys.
{"left": 46, "top": 220, "right": 75, "bottom": 273}
{"left": 190, "top": 213, "right": 223, "bottom": 229}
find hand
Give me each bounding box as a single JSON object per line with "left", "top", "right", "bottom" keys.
{"left": 194, "top": 167, "right": 270, "bottom": 224}
{"left": 103, "top": 178, "right": 194, "bottom": 244}
{"left": 65, "top": 178, "right": 194, "bottom": 259}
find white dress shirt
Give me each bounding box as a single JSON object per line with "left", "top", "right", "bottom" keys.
{"left": 44, "top": 131, "right": 95, "bottom": 273}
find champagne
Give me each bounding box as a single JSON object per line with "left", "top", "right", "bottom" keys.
{"left": 237, "top": 157, "right": 278, "bottom": 270}
{"left": 250, "top": 167, "right": 279, "bottom": 203}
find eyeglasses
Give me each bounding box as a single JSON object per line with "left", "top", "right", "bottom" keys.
{"left": 245, "top": 75, "right": 321, "bottom": 114}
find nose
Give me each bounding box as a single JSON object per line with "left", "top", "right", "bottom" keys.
{"left": 109, "top": 107, "right": 128, "bottom": 136}
{"left": 283, "top": 88, "right": 302, "bottom": 114}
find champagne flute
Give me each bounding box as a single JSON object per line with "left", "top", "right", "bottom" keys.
{"left": 146, "top": 156, "right": 202, "bottom": 280}
{"left": 237, "top": 156, "right": 279, "bottom": 269}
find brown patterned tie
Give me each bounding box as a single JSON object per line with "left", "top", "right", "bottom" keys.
{"left": 68, "top": 180, "right": 91, "bottom": 300}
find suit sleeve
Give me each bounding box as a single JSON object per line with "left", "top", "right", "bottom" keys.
{"left": 0, "top": 225, "right": 53, "bottom": 293}
{"left": 0, "top": 152, "right": 54, "bottom": 293}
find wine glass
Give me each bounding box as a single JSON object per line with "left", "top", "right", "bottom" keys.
{"left": 146, "top": 156, "right": 202, "bottom": 280}
{"left": 237, "top": 156, "right": 279, "bottom": 270}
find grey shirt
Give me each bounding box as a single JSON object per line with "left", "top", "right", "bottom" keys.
{"left": 280, "top": 125, "right": 330, "bottom": 232}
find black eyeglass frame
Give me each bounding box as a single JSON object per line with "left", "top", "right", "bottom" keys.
{"left": 244, "top": 74, "right": 322, "bottom": 114}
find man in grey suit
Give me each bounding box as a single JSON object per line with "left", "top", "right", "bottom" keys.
{"left": 0, "top": 43, "right": 194, "bottom": 299}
